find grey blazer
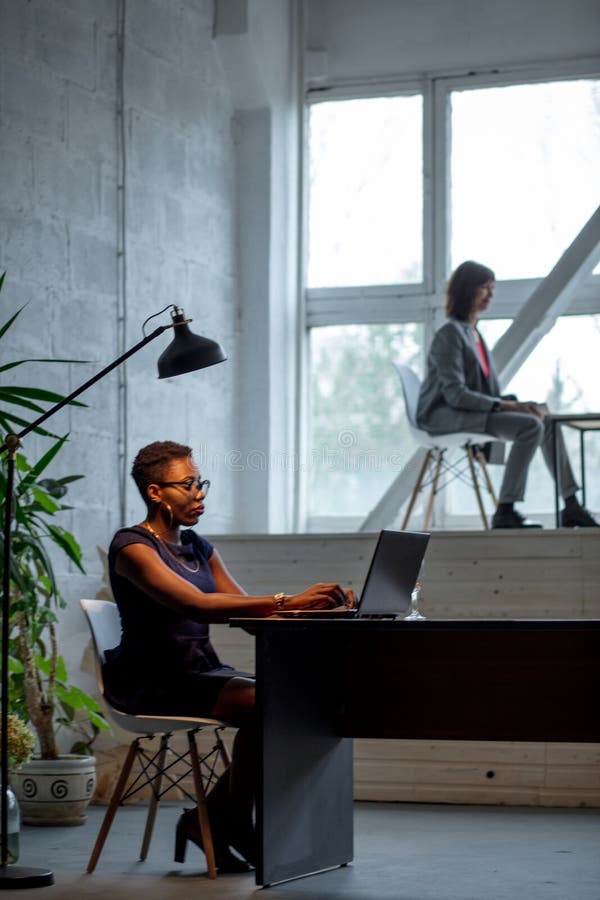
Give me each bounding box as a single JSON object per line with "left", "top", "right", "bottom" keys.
{"left": 416, "top": 318, "right": 502, "bottom": 435}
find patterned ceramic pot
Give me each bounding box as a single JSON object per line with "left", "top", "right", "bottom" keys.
{"left": 10, "top": 755, "right": 96, "bottom": 826}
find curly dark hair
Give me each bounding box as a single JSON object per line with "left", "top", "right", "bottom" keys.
{"left": 445, "top": 260, "right": 495, "bottom": 321}
{"left": 131, "top": 440, "right": 193, "bottom": 503}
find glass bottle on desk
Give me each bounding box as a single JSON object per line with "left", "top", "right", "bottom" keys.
{"left": 404, "top": 580, "right": 426, "bottom": 621}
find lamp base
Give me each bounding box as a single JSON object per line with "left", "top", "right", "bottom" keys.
{"left": 0, "top": 864, "right": 54, "bottom": 889}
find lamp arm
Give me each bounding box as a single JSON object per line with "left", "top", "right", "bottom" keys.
{"left": 0, "top": 324, "right": 168, "bottom": 456}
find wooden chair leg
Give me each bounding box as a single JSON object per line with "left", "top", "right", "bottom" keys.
{"left": 188, "top": 730, "right": 217, "bottom": 879}
{"left": 402, "top": 449, "right": 433, "bottom": 529}
{"left": 466, "top": 446, "right": 489, "bottom": 529}
{"left": 87, "top": 738, "right": 140, "bottom": 873}
{"left": 423, "top": 450, "right": 444, "bottom": 530}
{"left": 475, "top": 448, "right": 498, "bottom": 506}
{"left": 139, "top": 733, "right": 168, "bottom": 860}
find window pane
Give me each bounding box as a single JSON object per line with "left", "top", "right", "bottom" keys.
{"left": 308, "top": 324, "right": 423, "bottom": 523}
{"left": 451, "top": 80, "right": 600, "bottom": 279}
{"left": 307, "top": 96, "right": 423, "bottom": 289}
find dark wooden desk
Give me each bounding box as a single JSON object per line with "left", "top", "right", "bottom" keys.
{"left": 231, "top": 618, "right": 600, "bottom": 886}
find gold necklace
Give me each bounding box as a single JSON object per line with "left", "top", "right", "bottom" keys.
{"left": 142, "top": 521, "right": 200, "bottom": 574}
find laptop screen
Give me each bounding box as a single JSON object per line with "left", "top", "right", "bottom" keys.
{"left": 358, "top": 529, "right": 430, "bottom": 617}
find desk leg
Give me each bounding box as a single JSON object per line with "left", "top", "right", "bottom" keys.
{"left": 553, "top": 421, "right": 560, "bottom": 528}
{"left": 580, "top": 430, "right": 586, "bottom": 508}
{"left": 255, "top": 629, "right": 353, "bottom": 886}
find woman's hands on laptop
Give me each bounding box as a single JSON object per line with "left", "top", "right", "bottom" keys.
{"left": 272, "top": 584, "right": 356, "bottom": 614}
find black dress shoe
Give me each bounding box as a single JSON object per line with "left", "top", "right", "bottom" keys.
{"left": 174, "top": 809, "right": 253, "bottom": 873}
{"left": 491, "top": 509, "right": 543, "bottom": 529}
{"left": 561, "top": 506, "right": 599, "bottom": 527}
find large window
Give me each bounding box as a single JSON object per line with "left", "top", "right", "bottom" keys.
{"left": 304, "top": 71, "right": 600, "bottom": 531}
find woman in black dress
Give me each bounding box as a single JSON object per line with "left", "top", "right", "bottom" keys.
{"left": 103, "top": 440, "right": 351, "bottom": 873}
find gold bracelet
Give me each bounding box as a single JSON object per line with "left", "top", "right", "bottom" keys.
{"left": 273, "top": 592, "right": 286, "bottom": 610}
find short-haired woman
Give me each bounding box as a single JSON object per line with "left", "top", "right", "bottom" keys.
{"left": 103, "top": 440, "right": 352, "bottom": 872}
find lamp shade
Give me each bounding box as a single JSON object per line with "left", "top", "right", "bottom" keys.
{"left": 157, "top": 309, "right": 227, "bottom": 378}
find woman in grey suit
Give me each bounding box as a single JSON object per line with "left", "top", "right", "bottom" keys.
{"left": 416, "top": 260, "right": 598, "bottom": 528}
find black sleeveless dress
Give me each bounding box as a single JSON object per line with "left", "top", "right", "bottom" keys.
{"left": 102, "top": 525, "right": 252, "bottom": 716}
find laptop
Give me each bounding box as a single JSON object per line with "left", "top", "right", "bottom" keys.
{"left": 277, "top": 529, "right": 430, "bottom": 619}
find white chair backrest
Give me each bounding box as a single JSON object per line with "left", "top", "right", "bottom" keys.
{"left": 394, "top": 363, "right": 421, "bottom": 428}
{"left": 80, "top": 599, "right": 120, "bottom": 674}
{"left": 79, "top": 599, "right": 227, "bottom": 733}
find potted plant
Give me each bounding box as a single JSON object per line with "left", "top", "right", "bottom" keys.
{"left": 7, "top": 447, "right": 111, "bottom": 824}
{"left": 1, "top": 272, "right": 109, "bottom": 823}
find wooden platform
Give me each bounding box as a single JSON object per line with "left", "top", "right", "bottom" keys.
{"left": 204, "top": 529, "right": 600, "bottom": 808}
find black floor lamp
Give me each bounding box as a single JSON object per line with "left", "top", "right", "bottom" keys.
{"left": 0, "top": 305, "right": 226, "bottom": 888}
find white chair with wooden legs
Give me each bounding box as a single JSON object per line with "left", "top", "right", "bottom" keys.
{"left": 395, "top": 364, "right": 500, "bottom": 529}
{"left": 80, "top": 598, "right": 231, "bottom": 879}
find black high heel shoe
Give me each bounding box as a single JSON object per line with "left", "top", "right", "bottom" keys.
{"left": 229, "top": 821, "right": 257, "bottom": 868}
{"left": 174, "top": 809, "right": 252, "bottom": 874}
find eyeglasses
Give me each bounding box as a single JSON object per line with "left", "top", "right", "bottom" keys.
{"left": 156, "top": 478, "right": 210, "bottom": 496}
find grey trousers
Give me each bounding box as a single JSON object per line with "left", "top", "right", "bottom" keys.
{"left": 485, "top": 412, "right": 578, "bottom": 505}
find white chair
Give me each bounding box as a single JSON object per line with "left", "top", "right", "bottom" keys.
{"left": 395, "top": 364, "right": 499, "bottom": 529}
{"left": 80, "top": 598, "right": 231, "bottom": 879}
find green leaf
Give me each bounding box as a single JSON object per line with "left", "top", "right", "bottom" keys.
{"left": 0, "top": 385, "right": 86, "bottom": 406}
{"left": 31, "top": 487, "right": 61, "bottom": 514}
{"left": 33, "top": 655, "right": 51, "bottom": 676}
{"left": 0, "top": 304, "right": 26, "bottom": 342}
{"left": 37, "top": 478, "right": 67, "bottom": 499}
{"left": 0, "top": 358, "right": 89, "bottom": 374}
{"left": 8, "top": 559, "right": 35, "bottom": 597}
{"left": 88, "top": 710, "right": 110, "bottom": 731}
{"left": 46, "top": 525, "right": 85, "bottom": 572}
{"left": 73, "top": 690, "right": 103, "bottom": 713}
{"left": 0, "top": 391, "right": 48, "bottom": 414}
{"left": 56, "top": 475, "right": 85, "bottom": 487}
{"left": 14, "top": 455, "right": 31, "bottom": 473}
{"left": 16, "top": 435, "right": 69, "bottom": 495}
{"left": 68, "top": 741, "right": 93, "bottom": 756}
{"left": 55, "top": 684, "right": 87, "bottom": 709}
{"left": 10, "top": 533, "right": 57, "bottom": 591}
{"left": 0, "top": 409, "right": 60, "bottom": 439}
{"left": 55, "top": 655, "right": 68, "bottom": 683}
{"left": 35, "top": 654, "right": 68, "bottom": 682}
{"left": 8, "top": 656, "right": 24, "bottom": 674}
{"left": 55, "top": 690, "right": 108, "bottom": 731}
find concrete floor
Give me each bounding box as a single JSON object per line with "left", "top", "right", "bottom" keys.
{"left": 6, "top": 802, "right": 600, "bottom": 900}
